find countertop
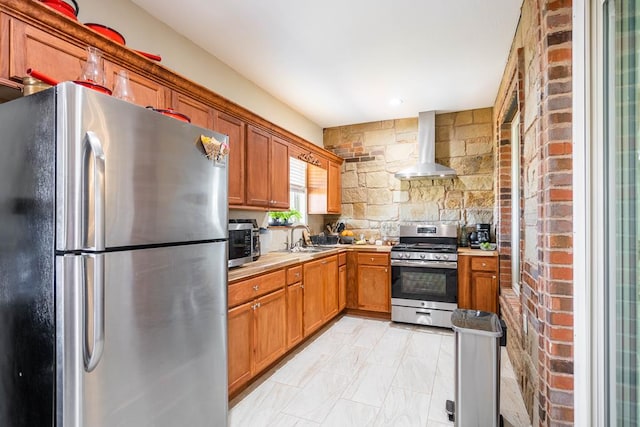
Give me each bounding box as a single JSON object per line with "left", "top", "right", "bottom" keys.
{"left": 457, "top": 247, "right": 499, "bottom": 256}
{"left": 228, "top": 244, "right": 391, "bottom": 283}
{"left": 228, "top": 245, "right": 497, "bottom": 283}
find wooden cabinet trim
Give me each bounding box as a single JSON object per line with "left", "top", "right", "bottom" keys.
{"left": 0, "top": 1, "right": 344, "bottom": 166}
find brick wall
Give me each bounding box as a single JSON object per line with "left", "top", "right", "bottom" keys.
{"left": 323, "top": 109, "right": 494, "bottom": 241}
{"left": 494, "top": 0, "right": 574, "bottom": 425}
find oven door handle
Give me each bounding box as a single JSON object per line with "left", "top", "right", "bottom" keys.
{"left": 390, "top": 260, "right": 458, "bottom": 269}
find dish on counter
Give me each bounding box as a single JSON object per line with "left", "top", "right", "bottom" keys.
{"left": 479, "top": 242, "right": 497, "bottom": 251}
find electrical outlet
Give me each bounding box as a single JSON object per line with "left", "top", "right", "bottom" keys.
{"left": 523, "top": 312, "right": 528, "bottom": 335}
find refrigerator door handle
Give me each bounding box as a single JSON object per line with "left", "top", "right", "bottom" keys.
{"left": 82, "top": 131, "right": 105, "bottom": 251}
{"left": 83, "top": 253, "right": 105, "bottom": 372}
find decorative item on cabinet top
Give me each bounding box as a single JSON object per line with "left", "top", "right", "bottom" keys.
{"left": 298, "top": 152, "right": 321, "bottom": 166}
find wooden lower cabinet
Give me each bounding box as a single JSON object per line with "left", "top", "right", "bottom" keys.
{"left": 303, "top": 254, "right": 339, "bottom": 336}
{"left": 227, "top": 301, "right": 253, "bottom": 395}
{"left": 227, "top": 270, "right": 287, "bottom": 395}
{"left": 253, "top": 289, "right": 287, "bottom": 373}
{"left": 338, "top": 264, "right": 347, "bottom": 311}
{"left": 303, "top": 258, "right": 325, "bottom": 336}
{"left": 458, "top": 254, "right": 499, "bottom": 314}
{"left": 286, "top": 282, "right": 304, "bottom": 348}
{"left": 356, "top": 253, "right": 390, "bottom": 313}
{"left": 323, "top": 256, "right": 339, "bottom": 321}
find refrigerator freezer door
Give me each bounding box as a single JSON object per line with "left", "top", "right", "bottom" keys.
{"left": 55, "top": 83, "right": 228, "bottom": 251}
{"left": 57, "top": 242, "right": 228, "bottom": 427}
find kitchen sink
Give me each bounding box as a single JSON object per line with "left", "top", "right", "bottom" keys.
{"left": 277, "top": 246, "right": 335, "bottom": 254}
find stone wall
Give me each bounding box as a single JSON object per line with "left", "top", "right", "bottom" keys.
{"left": 494, "top": 0, "right": 574, "bottom": 425}
{"left": 323, "top": 108, "right": 494, "bottom": 241}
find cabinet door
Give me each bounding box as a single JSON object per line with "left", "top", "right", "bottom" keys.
{"left": 104, "top": 62, "right": 168, "bottom": 109}
{"left": 216, "top": 112, "right": 245, "bottom": 206}
{"left": 339, "top": 264, "right": 347, "bottom": 311}
{"left": 327, "top": 161, "right": 341, "bottom": 214}
{"left": 245, "top": 125, "right": 270, "bottom": 207}
{"left": 357, "top": 265, "right": 390, "bottom": 313}
{"left": 286, "top": 282, "right": 304, "bottom": 348}
{"left": 270, "top": 136, "right": 290, "bottom": 209}
{"left": 323, "top": 256, "right": 339, "bottom": 321}
{"left": 228, "top": 302, "right": 253, "bottom": 395}
{"left": 456, "top": 255, "right": 472, "bottom": 309}
{"left": 253, "top": 289, "right": 287, "bottom": 373}
{"left": 170, "top": 91, "right": 214, "bottom": 129}
{"left": 7, "top": 17, "right": 86, "bottom": 82}
{"left": 470, "top": 272, "right": 498, "bottom": 314}
{"left": 303, "top": 259, "right": 325, "bottom": 336}
{"left": 307, "top": 164, "right": 328, "bottom": 214}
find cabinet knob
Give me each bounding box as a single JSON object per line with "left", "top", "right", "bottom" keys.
{"left": 257, "top": 302, "right": 261, "bottom": 308}
{"left": 253, "top": 285, "right": 259, "bottom": 291}
{"left": 301, "top": 284, "right": 304, "bottom": 289}
{"left": 371, "top": 257, "right": 374, "bottom": 261}
{"left": 385, "top": 268, "right": 388, "bottom": 273}
{"left": 482, "top": 263, "right": 487, "bottom": 267}
{"left": 295, "top": 273, "right": 300, "bottom": 277}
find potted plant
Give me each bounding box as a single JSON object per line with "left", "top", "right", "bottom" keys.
{"left": 268, "top": 209, "right": 302, "bottom": 226}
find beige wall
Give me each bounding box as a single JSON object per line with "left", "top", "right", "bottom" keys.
{"left": 323, "top": 108, "right": 494, "bottom": 242}
{"left": 77, "top": 0, "right": 323, "bottom": 146}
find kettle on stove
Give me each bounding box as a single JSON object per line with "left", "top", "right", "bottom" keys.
{"left": 468, "top": 223, "right": 491, "bottom": 248}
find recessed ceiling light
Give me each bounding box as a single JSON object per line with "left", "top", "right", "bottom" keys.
{"left": 388, "top": 98, "right": 403, "bottom": 107}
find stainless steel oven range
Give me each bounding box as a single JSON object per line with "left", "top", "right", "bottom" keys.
{"left": 391, "top": 224, "right": 458, "bottom": 328}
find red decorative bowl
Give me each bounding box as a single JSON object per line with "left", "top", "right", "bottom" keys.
{"left": 73, "top": 80, "right": 112, "bottom": 95}
{"left": 84, "top": 23, "right": 126, "bottom": 45}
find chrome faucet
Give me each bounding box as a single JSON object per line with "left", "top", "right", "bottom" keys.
{"left": 289, "top": 224, "right": 310, "bottom": 249}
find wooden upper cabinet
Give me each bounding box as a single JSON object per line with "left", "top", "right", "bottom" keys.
{"left": 5, "top": 16, "right": 86, "bottom": 82}
{"left": 103, "top": 62, "right": 168, "bottom": 109}
{"left": 307, "top": 164, "right": 328, "bottom": 214}
{"left": 170, "top": 91, "right": 214, "bottom": 129}
{"left": 245, "top": 125, "right": 271, "bottom": 207}
{"left": 270, "top": 136, "right": 289, "bottom": 210}
{"left": 215, "top": 112, "right": 245, "bottom": 206}
{"left": 327, "top": 161, "right": 341, "bottom": 214}
{"left": 307, "top": 160, "right": 341, "bottom": 214}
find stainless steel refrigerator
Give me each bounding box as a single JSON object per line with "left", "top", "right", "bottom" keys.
{"left": 0, "top": 82, "right": 229, "bottom": 427}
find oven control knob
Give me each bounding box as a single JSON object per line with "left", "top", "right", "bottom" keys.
{"left": 419, "top": 253, "right": 426, "bottom": 259}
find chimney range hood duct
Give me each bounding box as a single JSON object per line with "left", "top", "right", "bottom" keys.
{"left": 394, "top": 111, "right": 457, "bottom": 179}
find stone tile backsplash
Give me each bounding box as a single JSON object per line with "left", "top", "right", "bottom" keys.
{"left": 323, "top": 108, "right": 495, "bottom": 240}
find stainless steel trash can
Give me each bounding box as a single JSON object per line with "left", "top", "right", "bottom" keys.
{"left": 448, "top": 309, "right": 503, "bottom": 427}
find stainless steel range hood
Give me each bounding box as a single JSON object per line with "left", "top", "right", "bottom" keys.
{"left": 394, "top": 111, "right": 457, "bottom": 179}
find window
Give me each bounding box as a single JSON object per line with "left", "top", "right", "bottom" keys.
{"left": 511, "top": 113, "right": 521, "bottom": 295}
{"left": 289, "top": 157, "right": 307, "bottom": 224}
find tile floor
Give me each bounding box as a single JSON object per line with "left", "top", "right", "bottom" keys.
{"left": 229, "top": 315, "right": 531, "bottom": 427}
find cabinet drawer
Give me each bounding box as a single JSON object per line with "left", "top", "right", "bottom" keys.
{"left": 357, "top": 252, "right": 388, "bottom": 266}
{"left": 338, "top": 253, "right": 346, "bottom": 266}
{"left": 287, "top": 265, "right": 303, "bottom": 285}
{"left": 228, "top": 269, "right": 285, "bottom": 307}
{"left": 471, "top": 257, "right": 498, "bottom": 272}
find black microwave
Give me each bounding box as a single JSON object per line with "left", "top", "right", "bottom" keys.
{"left": 228, "top": 219, "right": 260, "bottom": 268}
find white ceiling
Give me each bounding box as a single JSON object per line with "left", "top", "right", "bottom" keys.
{"left": 132, "top": 0, "right": 522, "bottom": 128}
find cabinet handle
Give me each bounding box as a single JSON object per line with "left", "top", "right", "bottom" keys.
{"left": 256, "top": 302, "right": 261, "bottom": 308}
{"left": 251, "top": 303, "right": 256, "bottom": 310}
{"left": 253, "top": 285, "right": 259, "bottom": 291}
